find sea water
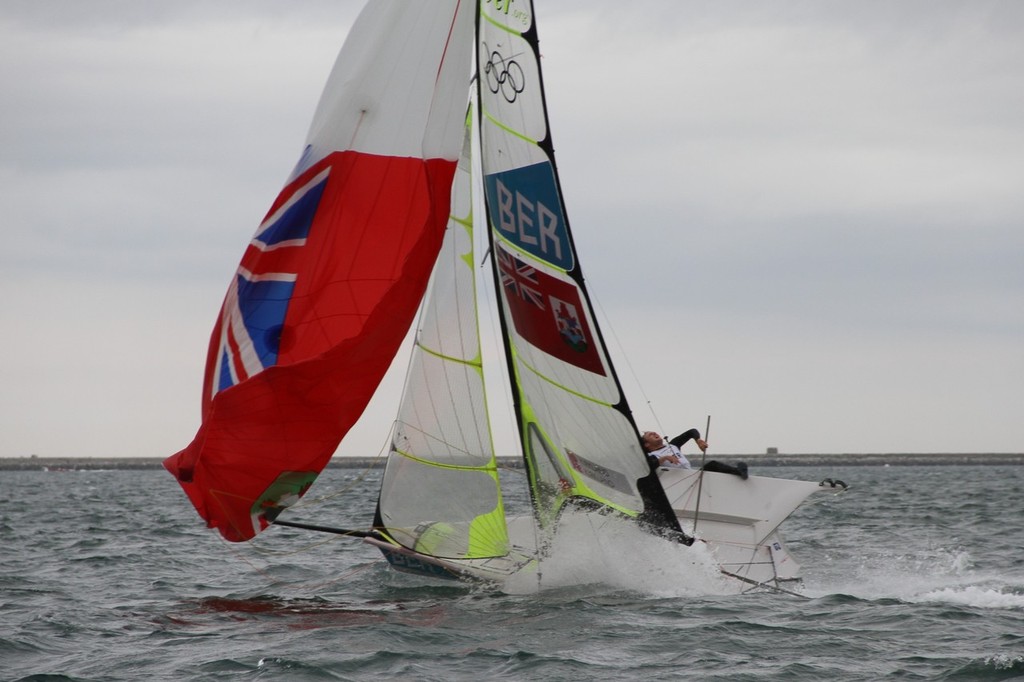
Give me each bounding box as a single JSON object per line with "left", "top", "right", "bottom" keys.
{"left": 2, "top": 463, "right": 1023, "bottom": 680}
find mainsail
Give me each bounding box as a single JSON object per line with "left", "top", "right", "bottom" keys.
{"left": 165, "top": 1, "right": 475, "bottom": 541}
{"left": 476, "top": 3, "right": 681, "bottom": 532}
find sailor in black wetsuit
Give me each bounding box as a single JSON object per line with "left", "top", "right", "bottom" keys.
{"left": 641, "top": 429, "right": 748, "bottom": 479}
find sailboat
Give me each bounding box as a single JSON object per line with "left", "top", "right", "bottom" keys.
{"left": 166, "top": 0, "right": 843, "bottom": 592}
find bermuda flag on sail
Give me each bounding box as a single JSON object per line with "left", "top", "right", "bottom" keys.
{"left": 165, "top": 149, "right": 460, "bottom": 542}
{"left": 497, "top": 244, "right": 606, "bottom": 376}
{"left": 212, "top": 168, "right": 328, "bottom": 396}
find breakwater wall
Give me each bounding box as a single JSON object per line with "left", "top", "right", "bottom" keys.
{"left": 3, "top": 453, "right": 1022, "bottom": 471}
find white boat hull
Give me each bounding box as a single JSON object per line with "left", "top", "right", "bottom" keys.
{"left": 658, "top": 467, "right": 829, "bottom": 587}
{"left": 367, "top": 471, "right": 836, "bottom": 590}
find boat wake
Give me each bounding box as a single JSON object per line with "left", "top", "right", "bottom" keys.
{"left": 909, "top": 584, "right": 1024, "bottom": 609}
{"left": 802, "top": 547, "right": 1024, "bottom": 609}
{"left": 501, "top": 513, "right": 735, "bottom": 596}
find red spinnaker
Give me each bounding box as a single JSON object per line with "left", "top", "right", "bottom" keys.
{"left": 164, "top": 0, "right": 473, "bottom": 541}
{"left": 165, "top": 152, "right": 456, "bottom": 541}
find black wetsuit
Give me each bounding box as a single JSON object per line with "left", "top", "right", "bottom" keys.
{"left": 647, "top": 428, "right": 748, "bottom": 479}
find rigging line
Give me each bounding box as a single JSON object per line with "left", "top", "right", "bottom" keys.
{"left": 286, "top": 559, "right": 379, "bottom": 594}
{"left": 588, "top": 287, "right": 665, "bottom": 434}
{"left": 219, "top": 534, "right": 289, "bottom": 582}
{"left": 288, "top": 454, "right": 385, "bottom": 509}
{"left": 223, "top": 528, "right": 354, "bottom": 583}
{"left": 220, "top": 531, "right": 379, "bottom": 593}
{"left": 245, "top": 528, "right": 345, "bottom": 558}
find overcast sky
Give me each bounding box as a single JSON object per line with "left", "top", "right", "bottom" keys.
{"left": 2, "top": 1, "right": 1021, "bottom": 459}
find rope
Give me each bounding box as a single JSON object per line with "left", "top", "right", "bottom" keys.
{"left": 588, "top": 288, "right": 665, "bottom": 434}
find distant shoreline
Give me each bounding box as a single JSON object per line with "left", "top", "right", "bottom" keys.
{"left": 2, "top": 453, "right": 1022, "bottom": 471}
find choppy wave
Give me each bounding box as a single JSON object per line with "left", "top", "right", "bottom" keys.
{"left": 912, "top": 585, "right": 1024, "bottom": 610}
{"left": 3, "top": 465, "right": 1024, "bottom": 681}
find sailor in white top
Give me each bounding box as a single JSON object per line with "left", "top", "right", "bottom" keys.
{"left": 641, "top": 429, "right": 748, "bottom": 479}
{"left": 641, "top": 430, "right": 706, "bottom": 468}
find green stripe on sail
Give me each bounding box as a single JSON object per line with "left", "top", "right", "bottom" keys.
{"left": 480, "top": 108, "right": 539, "bottom": 147}
{"left": 494, "top": 234, "right": 571, "bottom": 276}
{"left": 416, "top": 341, "right": 484, "bottom": 371}
{"left": 466, "top": 467, "right": 510, "bottom": 557}
{"left": 518, "top": 354, "right": 616, "bottom": 408}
